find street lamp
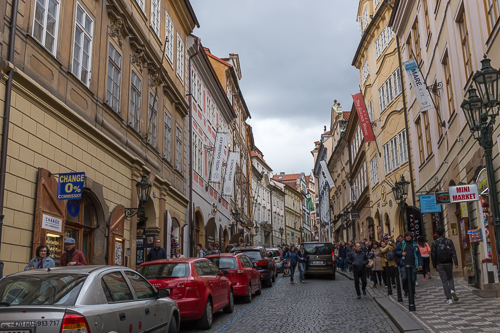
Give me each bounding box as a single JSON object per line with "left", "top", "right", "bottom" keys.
{"left": 279, "top": 227, "right": 284, "bottom": 245}
{"left": 231, "top": 209, "right": 240, "bottom": 235}
{"left": 461, "top": 55, "right": 500, "bottom": 264}
{"left": 125, "top": 174, "right": 152, "bottom": 220}
{"left": 393, "top": 175, "right": 410, "bottom": 233}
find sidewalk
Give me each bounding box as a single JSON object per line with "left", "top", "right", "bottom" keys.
{"left": 338, "top": 269, "right": 500, "bottom": 332}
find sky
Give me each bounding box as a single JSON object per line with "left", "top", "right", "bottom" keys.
{"left": 191, "top": 0, "right": 360, "bottom": 175}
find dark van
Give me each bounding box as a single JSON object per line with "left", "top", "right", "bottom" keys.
{"left": 301, "top": 242, "right": 336, "bottom": 280}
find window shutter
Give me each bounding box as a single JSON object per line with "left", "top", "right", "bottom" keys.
{"left": 108, "top": 205, "right": 125, "bottom": 265}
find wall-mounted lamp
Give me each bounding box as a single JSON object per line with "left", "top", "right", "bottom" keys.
{"left": 125, "top": 174, "right": 151, "bottom": 219}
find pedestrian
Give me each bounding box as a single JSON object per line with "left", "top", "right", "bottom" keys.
{"left": 146, "top": 239, "right": 168, "bottom": 262}
{"left": 348, "top": 243, "right": 369, "bottom": 299}
{"left": 380, "top": 238, "right": 397, "bottom": 288}
{"left": 285, "top": 245, "right": 299, "bottom": 284}
{"left": 205, "top": 243, "right": 214, "bottom": 255}
{"left": 338, "top": 241, "right": 347, "bottom": 271}
{"left": 212, "top": 244, "right": 221, "bottom": 255}
{"left": 395, "top": 232, "right": 422, "bottom": 297}
{"left": 431, "top": 227, "right": 459, "bottom": 304}
{"left": 196, "top": 244, "right": 205, "bottom": 258}
{"left": 297, "top": 244, "right": 308, "bottom": 283}
{"left": 60, "top": 238, "right": 87, "bottom": 266}
{"left": 25, "top": 245, "right": 55, "bottom": 270}
{"left": 370, "top": 241, "right": 383, "bottom": 288}
{"left": 173, "top": 247, "right": 185, "bottom": 258}
{"left": 239, "top": 238, "right": 245, "bottom": 248}
{"left": 417, "top": 236, "right": 432, "bottom": 280}
{"left": 282, "top": 247, "right": 290, "bottom": 276}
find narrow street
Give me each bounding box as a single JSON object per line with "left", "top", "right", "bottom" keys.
{"left": 180, "top": 273, "right": 399, "bottom": 333}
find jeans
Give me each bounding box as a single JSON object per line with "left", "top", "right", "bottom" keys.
{"left": 290, "top": 264, "right": 297, "bottom": 281}
{"left": 436, "top": 263, "right": 455, "bottom": 300}
{"left": 353, "top": 270, "right": 367, "bottom": 296}
{"left": 383, "top": 266, "right": 396, "bottom": 286}
{"left": 400, "top": 266, "right": 417, "bottom": 295}
{"left": 299, "top": 263, "right": 306, "bottom": 281}
{"left": 338, "top": 257, "right": 346, "bottom": 271}
{"left": 372, "top": 270, "right": 383, "bottom": 286}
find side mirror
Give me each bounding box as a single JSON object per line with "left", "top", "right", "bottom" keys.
{"left": 157, "top": 289, "right": 170, "bottom": 298}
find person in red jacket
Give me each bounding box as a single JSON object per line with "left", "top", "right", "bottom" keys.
{"left": 60, "top": 237, "right": 87, "bottom": 266}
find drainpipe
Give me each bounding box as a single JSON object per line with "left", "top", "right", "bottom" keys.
{"left": 188, "top": 37, "right": 201, "bottom": 256}
{"left": 0, "top": 0, "right": 20, "bottom": 256}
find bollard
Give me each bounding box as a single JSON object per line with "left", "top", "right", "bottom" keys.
{"left": 406, "top": 265, "right": 416, "bottom": 311}
{"left": 385, "top": 262, "right": 392, "bottom": 295}
{"left": 395, "top": 266, "right": 403, "bottom": 302}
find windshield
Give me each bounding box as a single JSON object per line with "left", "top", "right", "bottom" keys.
{"left": 238, "top": 251, "right": 262, "bottom": 261}
{"left": 269, "top": 250, "right": 280, "bottom": 257}
{"left": 137, "top": 263, "right": 189, "bottom": 279}
{"left": 303, "top": 243, "right": 332, "bottom": 255}
{"left": 0, "top": 274, "right": 85, "bottom": 306}
{"left": 208, "top": 257, "right": 237, "bottom": 269}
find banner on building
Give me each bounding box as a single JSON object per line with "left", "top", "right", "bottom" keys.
{"left": 406, "top": 206, "right": 424, "bottom": 240}
{"left": 223, "top": 152, "right": 238, "bottom": 195}
{"left": 419, "top": 194, "right": 442, "bottom": 213}
{"left": 320, "top": 160, "right": 335, "bottom": 188}
{"left": 403, "top": 59, "right": 433, "bottom": 111}
{"left": 210, "top": 133, "right": 227, "bottom": 182}
{"left": 352, "top": 93, "right": 375, "bottom": 142}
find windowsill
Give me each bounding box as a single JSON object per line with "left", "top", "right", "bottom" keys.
{"left": 149, "top": 26, "right": 162, "bottom": 47}
{"left": 486, "top": 18, "right": 500, "bottom": 51}
{"left": 66, "top": 70, "right": 95, "bottom": 98}
{"left": 126, "top": 124, "right": 142, "bottom": 138}
{"left": 103, "top": 102, "right": 125, "bottom": 123}
{"left": 176, "top": 73, "right": 184, "bottom": 85}
{"left": 26, "top": 34, "right": 64, "bottom": 67}
{"left": 434, "top": 0, "right": 441, "bottom": 16}
{"left": 418, "top": 152, "right": 434, "bottom": 171}
{"left": 162, "top": 156, "right": 173, "bottom": 167}
{"left": 463, "top": 72, "right": 474, "bottom": 92}
{"left": 448, "top": 110, "right": 457, "bottom": 128}
{"left": 437, "top": 134, "right": 445, "bottom": 148}
{"left": 132, "top": 1, "right": 148, "bottom": 22}
{"left": 425, "top": 33, "right": 432, "bottom": 50}
{"left": 173, "top": 167, "right": 185, "bottom": 179}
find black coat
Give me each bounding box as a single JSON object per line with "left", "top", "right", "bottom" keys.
{"left": 338, "top": 245, "right": 347, "bottom": 258}
{"left": 347, "top": 250, "right": 369, "bottom": 272}
{"left": 146, "top": 247, "right": 167, "bottom": 262}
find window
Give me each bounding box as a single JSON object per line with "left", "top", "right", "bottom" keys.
{"left": 135, "top": 0, "right": 145, "bottom": 12}
{"left": 363, "top": 8, "right": 369, "bottom": 31}
{"left": 458, "top": 10, "right": 473, "bottom": 78}
{"left": 362, "top": 57, "right": 369, "bottom": 83}
{"left": 416, "top": 117, "right": 425, "bottom": 164}
{"left": 423, "top": 111, "right": 432, "bottom": 157}
{"left": 165, "top": 11, "right": 174, "bottom": 64}
{"left": 367, "top": 100, "right": 374, "bottom": 122}
{"left": 406, "top": 33, "right": 414, "bottom": 60}
{"left": 390, "top": 136, "right": 399, "bottom": 170}
{"left": 125, "top": 271, "right": 155, "bottom": 299}
{"left": 175, "top": 126, "right": 183, "bottom": 171}
{"left": 72, "top": 3, "right": 93, "bottom": 86}
{"left": 381, "top": 28, "right": 387, "bottom": 50}
{"left": 370, "top": 156, "right": 379, "bottom": 186}
{"left": 196, "top": 135, "right": 203, "bottom": 175}
{"left": 375, "top": 0, "right": 381, "bottom": 7}
{"left": 106, "top": 43, "right": 121, "bottom": 112}
{"left": 379, "top": 86, "right": 386, "bottom": 110}
{"left": 102, "top": 272, "right": 133, "bottom": 302}
{"left": 163, "top": 110, "right": 172, "bottom": 161}
{"left": 385, "top": 76, "right": 394, "bottom": 106}
{"left": 383, "top": 143, "right": 391, "bottom": 175}
{"left": 32, "top": 0, "right": 60, "bottom": 54}
{"left": 443, "top": 54, "right": 455, "bottom": 117}
{"left": 151, "top": 0, "right": 160, "bottom": 37}
{"left": 484, "top": 0, "right": 499, "bottom": 34}
{"left": 194, "top": 260, "right": 214, "bottom": 276}
{"left": 423, "top": 0, "right": 431, "bottom": 40}
{"left": 148, "top": 93, "right": 158, "bottom": 148}
{"left": 130, "top": 71, "right": 141, "bottom": 132}
{"left": 387, "top": 25, "right": 394, "bottom": 42}
{"left": 433, "top": 92, "right": 443, "bottom": 138}
{"left": 398, "top": 129, "right": 408, "bottom": 164}
{"left": 176, "top": 34, "right": 185, "bottom": 82}
{"left": 412, "top": 19, "right": 421, "bottom": 64}
{"left": 375, "top": 38, "right": 381, "bottom": 58}
{"left": 393, "top": 68, "right": 402, "bottom": 96}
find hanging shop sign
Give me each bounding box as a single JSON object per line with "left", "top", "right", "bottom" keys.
{"left": 210, "top": 133, "right": 227, "bottom": 182}
{"left": 57, "top": 172, "right": 85, "bottom": 200}
{"left": 435, "top": 192, "right": 450, "bottom": 204}
{"left": 352, "top": 93, "right": 375, "bottom": 142}
{"left": 42, "top": 213, "right": 62, "bottom": 233}
{"left": 419, "top": 194, "right": 442, "bottom": 213}
{"left": 350, "top": 209, "right": 360, "bottom": 220}
{"left": 223, "top": 152, "right": 238, "bottom": 195}
{"left": 406, "top": 206, "right": 424, "bottom": 239}
{"left": 320, "top": 161, "right": 335, "bottom": 188}
{"left": 449, "top": 184, "right": 479, "bottom": 203}
{"left": 403, "top": 59, "right": 433, "bottom": 111}
{"left": 476, "top": 168, "right": 488, "bottom": 194}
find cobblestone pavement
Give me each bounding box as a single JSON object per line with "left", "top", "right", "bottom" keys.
{"left": 179, "top": 272, "right": 399, "bottom": 333}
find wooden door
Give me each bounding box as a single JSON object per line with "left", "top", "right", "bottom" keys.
{"left": 108, "top": 205, "right": 125, "bottom": 266}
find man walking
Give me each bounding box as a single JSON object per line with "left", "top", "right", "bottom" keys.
{"left": 146, "top": 239, "right": 167, "bottom": 262}
{"left": 431, "top": 227, "right": 459, "bottom": 304}
{"left": 338, "top": 241, "right": 347, "bottom": 271}
{"left": 297, "top": 244, "right": 308, "bottom": 283}
{"left": 347, "top": 243, "right": 369, "bottom": 299}
{"left": 395, "top": 232, "right": 422, "bottom": 297}
{"left": 61, "top": 237, "right": 87, "bottom": 266}
{"left": 196, "top": 244, "right": 205, "bottom": 258}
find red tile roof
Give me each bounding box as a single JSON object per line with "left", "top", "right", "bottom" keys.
{"left": 204, "top": 48, "right": 232, "bottom": 67}
{"left": 272, "top": 173, "right": 301, "bottom": 182}
{"left": 343, "top": 112, "right": 351, "bottom": 120}
{"left": 251, "top": 150, "right": 272, "bottom": 170}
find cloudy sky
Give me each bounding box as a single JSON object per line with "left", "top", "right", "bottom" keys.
{"left": 191, "top": 0, "right": 360, "bottom": 175}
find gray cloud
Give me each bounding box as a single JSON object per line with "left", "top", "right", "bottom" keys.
{"left": 191, "top": 0, "right": 360, "bottom": 173}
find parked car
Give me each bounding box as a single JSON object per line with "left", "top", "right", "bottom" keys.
{"left": 0, "top": 266, "right": 179, "bottom": 333}
{"left": 137, "top": 258, "right": 234, "bottom": 330}
{"left": 206, "top": 253, "right": 261, "bottom": 303}
{"left": 230, "top": 247, "right": 277, "bottom": 287}
{"left": 266, "top": 248, "right": 283, "bottom": 272}
{"left": 301, "top": 242, "right": 336, "bottom": 280}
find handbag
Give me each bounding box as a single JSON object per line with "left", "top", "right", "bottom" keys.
{"left": 366, "top": 259, "right": 374, "bottom": 268}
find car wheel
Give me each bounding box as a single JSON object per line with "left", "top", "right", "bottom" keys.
{"left": 263, "top": 277, "right": 273, "bottom": 288}
{"left": 255, "top": 281, "right": 262, "bottom": 295}
{"left": 332, "top": 272, "right": 336, "bottom": 280}
{"left": 271, "top": 271, "right": 276, "bottom": 283}
{"left": 168, "top": 315, "right": 177, "bottom": 333}
{"left": 198, "top": 298, "right": 213, "bottom": 330}
{"left": 243, "top": 284, "right": 252, "bottom": 303}
{"left": 223, "top": 289, "right": 234, "bottom": 313}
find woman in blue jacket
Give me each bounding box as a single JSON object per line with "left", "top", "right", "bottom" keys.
{"left": 285, "top": 246, "right": 300, "bottom": 284}
{"left": 25, "top": 245, "right": 55, "bottom": 270}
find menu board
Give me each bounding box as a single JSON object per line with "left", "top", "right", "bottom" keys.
{"left": 136, "top": 228, "right": 146, "bottom": 265}
{"left": 46, "top": 234, "right": 62, "bottom": 265}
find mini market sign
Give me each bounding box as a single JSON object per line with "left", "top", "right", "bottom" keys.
{"left": 449, "top": 184, "right": 479, "bottom": 203}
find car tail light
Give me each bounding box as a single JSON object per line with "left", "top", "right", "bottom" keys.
{"left": 177, "top": 281, "right": 187, "bottom": 288}
{"left": 332, "top": 252, "right": 336, "bottom": 262}
{"left": 256, "top": 260, "right": 267, "bottom": 267}
{"left": 60, "top": 314, "right": 90, "bottom": 333}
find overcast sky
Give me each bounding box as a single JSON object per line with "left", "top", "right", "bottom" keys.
{"left": 191, "top": 0, "right": 360, "bottom": 175}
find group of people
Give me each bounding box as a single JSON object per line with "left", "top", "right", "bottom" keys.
{"left": 277, "top": 245, "right": 309, "bottom": 283}
{"left": 25, "top": 237, "right": 86, "bottom": 270}
{"left": 333, "top": 228, "right": 459, "bottom": 304}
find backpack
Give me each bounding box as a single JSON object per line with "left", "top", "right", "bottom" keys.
{"left": 436, "top": 238, "right": 453, "bottom": 263}
{"left": 385, "top": 249, "right": 395, "bottom": 261}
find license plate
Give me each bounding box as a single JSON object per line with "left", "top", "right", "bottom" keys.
{"left": 0, "top": 330, "right": 31, "bottom": 333}
{"left": 311, "top": 261, "right": 324, "bottom": 265}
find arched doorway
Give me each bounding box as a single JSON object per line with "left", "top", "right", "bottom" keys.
{"left": 170, "top": 217, "right": 180, "bottom": 257}
{"left": 223, "top": 227, "right": 229, "bottom": 251}
{"left": 384, "top": 213, "right": 391, "bottom": 236}
{"left": 367, "top": 217, "right": 375, "bottom": 241}
{"left": 218, "top": 225, "right": 224, "bottom": 249}
{"left": 194, "top": 209, "right": 205, "bottom": 248}
{"left": 205, "top": 218, "right": 216, "bottom": 247}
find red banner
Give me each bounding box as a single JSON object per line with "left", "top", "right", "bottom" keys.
{"left": 352, "top": 93, "right": 375, "bottom": 142}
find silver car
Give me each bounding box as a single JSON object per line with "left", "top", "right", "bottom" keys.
{"left": 0, "top": 265, "right": 179, "bottom": 333}
{"left": 266, "top": 248, "right": 283, "bottom": 272}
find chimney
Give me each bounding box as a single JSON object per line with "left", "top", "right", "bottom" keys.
{"left": 280, "top": 172, "right": 285, "bottom": 175}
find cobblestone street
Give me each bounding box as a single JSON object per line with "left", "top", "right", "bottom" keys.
{"left": 180, "top": 273, "right": 399, "bottom": 333}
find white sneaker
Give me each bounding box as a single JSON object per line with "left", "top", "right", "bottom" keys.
{"left": 415, "top": 281, "right": 419, "bottom": 286}
{"left": 451, "top": 290, "right": 459, "bottom": 302}
{"left": 447, "top": 299, "right": 453, "bottom": 305}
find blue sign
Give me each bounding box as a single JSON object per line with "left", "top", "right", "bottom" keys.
{"left": 57, "top": 172, "right": 85, "bottom": 200}
{"left": 420, "top": 195, "right": 442, "bottom": 213}
{"left": 67, "top": 200, "right": 80, "bottom": 217}
{"left": 291, "top": 232, "right": 294, "bottom": 237}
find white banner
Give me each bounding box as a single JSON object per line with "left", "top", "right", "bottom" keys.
{"left": 320, "top": 161, "right": 335, "bottom": 188}
{"left": 449, "top": 184, "right": 480, "bottom": 203}
{"left": 403, "top": 59, "right": 433, "bottom": 111}
{"left": 223, "top": 152, "right": 238, "bottom": 195}
{"left": 210, "top": 133, "right": 226, "bottom": 182}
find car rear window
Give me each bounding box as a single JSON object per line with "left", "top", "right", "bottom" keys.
{"left": 269, "top": 250, "right": 280, "bottom": 257}
{"left": 304, "top": 243, "right": 332, "bottom": 255}
{"left": 238, "top": 251, "right": 262, "bottom": 260}
{"left": 0, "top": 274, "right": 85, "bottom": 306}
{"left": 137, "top": 263, "right": 189, "bottom": 279}
{"left": 208, "top": 257, "right": 238, "bottom": 270}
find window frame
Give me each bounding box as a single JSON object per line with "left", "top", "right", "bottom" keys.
{"left": 163, "top": 109, "right": 172, "bottom": 161}
{"left": 106, "top": 43, "right": 122, "bottom": 113}
{"left": 415, "top": 117, "right": 425, "bottom": 164}
{"left": 458, "top": 10, "right": 473, "bottom": 79}
{"left": 164, "top": 11, "right": 174, "bottom": 65}
{"left": 443, "top": 53, "right": 455, "bottom": 117}
{"left": 423, "top": 0, "right": 431, "bottom": 41}
{"left": 412, "top": 18, "right": 422, "bottom": 64}
{"left": 398, "top": 129, "right": 409, "bottom": 164}
{"left": 150, "top": 0, "right": 160, "bottom": 38}
{"left": 383, "top": 143, "right": 391, "bottom": 175}
{"left": 390, "top": 136, "right": 399, "bottom": 171}
{"left": 148, "top": 92, "right": 158, "bottom": 149}
{"left": 32, "top": 0, "right": 61, "bottom": 55}
{"left": 129, "top": 70, "right": 142, "bottom": 132}
{"left": 484, "top": 0, "right": 500, "bottom": 34}
{"left": 423, "top": 111, "right": 432, "bottom": 157}
{"left": 176, "top": 34, "right": 185, "bottom": 83}
{"left": 72, "top": 2, "right": 94, "bottom": 87}
{"left": 175, "top": 125, "right": 183, "bottom": 172}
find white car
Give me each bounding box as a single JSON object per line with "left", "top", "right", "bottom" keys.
{"left": 266, "top": 248, "right": 283, "bottom": 272}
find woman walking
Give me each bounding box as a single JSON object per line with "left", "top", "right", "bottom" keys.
{"left": 370, "top": 241, "right": 384, "bottom": 287}
{"left": 380, "top": 239, "right": 396, "bottom": 289}
{"left": 285, "top": 246, "right": 299, "bottom": 284}
{"left": 418, "top": 236, "right": 432, "bottom": 280}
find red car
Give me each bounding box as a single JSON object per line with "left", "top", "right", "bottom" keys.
{"left": 206, "top": 253, "right": 262, "bottom": 303}
{"left": 137, "top": 258, "right": 234, "bottom": 330}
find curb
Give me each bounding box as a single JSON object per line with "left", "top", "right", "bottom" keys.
{"left": 337, "top": 270, "right": 353, "bottom": 280}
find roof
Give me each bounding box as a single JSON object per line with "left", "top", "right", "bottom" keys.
{"left": 272, "top": 173, "right": 300, "bottom": 182}
{"left": 184, "top": 0, "right": 200, "bottom": 28}
{"left": 251, "top": 148, "right": 272, "bottom": 170}
{"left": 343, "top": 111, "right": 351, "bottom": 120}
{"left": 204, "top": 48, "right": 232, "bottom": 67}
